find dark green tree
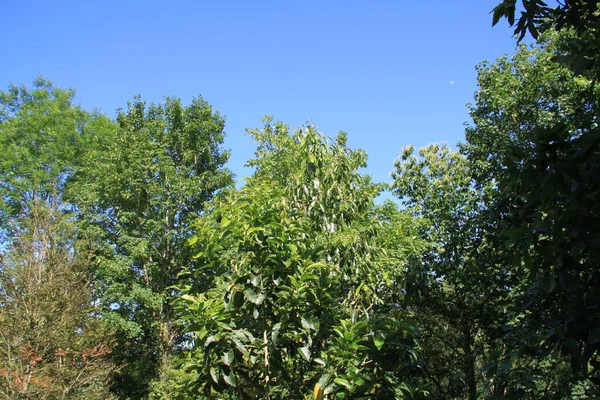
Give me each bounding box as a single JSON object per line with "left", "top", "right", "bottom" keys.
{"left": 491, "top": 0, "right": 600, "bottom": 40}
{"left": 489, "top": 1, "right": 600, "bottom": 395}
{"left": 491, "top": 1, "right": 600, "bottom": 79}
{"left": 462, "top": 35, "right": 600, "bottom": 397}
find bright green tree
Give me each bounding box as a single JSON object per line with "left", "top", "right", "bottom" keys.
{"left": 177, "top": 120, "right": 423, "bottom": 399}
{"left": 0, "top": 78, "right": 117, "bottom": 399}
{"left": 0, "top": 77, "right": 96, "bottom": 228}
{"left": 67, "top": 95, "right": 233, "bottom": 399}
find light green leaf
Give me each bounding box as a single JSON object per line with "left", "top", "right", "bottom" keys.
{"left": 180, "top": 294, "right": 196, "bottom": 303}
{"left": 220, "top": 216, "right": 231, "bottom": 228}
{"left": 334, "top": 377, "right": 352, "bottom": 389}
{"left": 210, "top": 367, "right": 220, "bottom": 383}
{"left": 244, "top": 288, "right": 258, "bottom": 303}
{"left": 232, "top": 338, "right": 250, "bottom": 358}
{"left": 373, "top": 335, "right": 385, "bottom": 350}
{"left": 272, "top": 323, "right": 282, "bottom": 346}
{"left": 222, "top": 350, "right": 234, "bottom": 366}
{"left": 223, "top": 372, "right": 237, "bottom": 387}
{"left": 298, "top": 346, "right": 311, "bottom": 362}
{"left": 313, "top": 357, "right": 327, "bottom": 366}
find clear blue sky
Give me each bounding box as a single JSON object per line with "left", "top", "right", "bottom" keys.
{"left": 2, "top": 0, "right": 518, "bottom": 189}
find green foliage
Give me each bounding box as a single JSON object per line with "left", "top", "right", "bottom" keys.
{"left": 392, "top": 143, "right": 512, "bottom": 399}
{"left": 491, "top": 0, "right": 600, "bottom": 79}
{"left": 178, "top": 121, "right": 421, "bottom": 399}
{"left": 491, "top": 0, "right": 600, "bottom": 40}
{"left": 463, "top": 37, "right": 593, "bottom": 183}
{"left": 180, "top": 182, "right": 337, "bottom": 398}
{"left": 0, "top": 203, "right": 116, "bottom": 400}
{"left": 0, "top": 78, "right": 117, "bottom": 399}
{"left": 462, "top": 34, "right": 600, "bottom": 397}
{"left": 0, "top": 77, "right": 93, "bottom": 228}
{"left": 147, "top": 356, "right": 201, "bottom": 400}
{"left": 5, "top": 22, "right": 599, "bottom": 400}
{"left": 67, "top": 95, "right": 233, "bottom": 398}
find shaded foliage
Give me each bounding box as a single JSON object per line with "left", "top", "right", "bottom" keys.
{"left": 462, "top": 34, "right": 600, "bottom": 397}
{"left": 492, "top": 0, "right": 600, "bottom": 80}
{"left": 392, "top": 144, "right": 512, "bottom": 399}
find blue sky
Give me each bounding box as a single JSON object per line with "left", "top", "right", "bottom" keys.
{"left": 2, "top": 0, "right": 518, "bottom": 189}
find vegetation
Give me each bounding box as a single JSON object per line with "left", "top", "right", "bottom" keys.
{"left": 66, "top": 95, "right": 233, "bottom": 399}
{"left": 177, "top": 122, "right": 422, "bottom": 399}
{"left": 1, "top": 5, "right": 599, "bottom": 399}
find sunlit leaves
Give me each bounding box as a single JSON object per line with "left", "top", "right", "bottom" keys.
{"left": 178, "top": 121, "right": 420, "bottom": 398}
{"left": 67, "top": 94, "right": 233, "bottom": 398}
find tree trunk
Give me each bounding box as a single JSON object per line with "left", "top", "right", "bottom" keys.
{"left": 464, "top": 326, "right": 478, "bottom": 400}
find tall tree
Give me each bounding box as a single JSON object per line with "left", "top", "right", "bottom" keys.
{"left": 0, "top": 78, "right": 117, "bottom": 399}
{"left": 490, "top": 0, "right": 600, "bottom": 395}
{"left": 462, "top": 35, "right": 600, "bottom": 397}
{"left": 68, "top": 95, "right": 233, "bottom": 398}
{"left": 392, "top": 144, "right": 512, "bottom": 400}
{"left": 0, "top": 77, "right": 92, "bottom": 230}
{"left": 177, "top": 120, "right": 423, "bottom": 399}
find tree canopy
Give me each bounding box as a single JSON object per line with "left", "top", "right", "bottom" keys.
{"left": 1, "top": 6, "right": 600, "bottom": 397}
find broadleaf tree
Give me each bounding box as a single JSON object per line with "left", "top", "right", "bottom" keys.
{"left": 0, "top": 78, "right": 117, "bottom": 399}
{"left": 67, "top": 95, "right": 233, "bottom": 398}
{"left": 392, "top": 143, "right": 514, "bottom": 399}
{"left": 0, "top": 77, "right": 94, "bottom": 229}
{"left": 461, "top": 34, "right": 600, "bottom": 397}
{"left": 177, "top": 119, "right": 424, "bottom": 399}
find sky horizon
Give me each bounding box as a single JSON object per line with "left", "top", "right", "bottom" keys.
{"left": 3, "top": 1, "right": 521, "bottom": 194}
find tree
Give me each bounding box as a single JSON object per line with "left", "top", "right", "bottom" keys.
{"left": 491, "top": 0, "right": 600, "bottom": 39}
{"left": 461, "top": 35, "right": 600, "bottom": 397}
{"left": 392, "top": 144, "right": 513, "bottom": 400}
{"left": 0, "top": 78, "right": 117, "bottom": 399}
{"left": 0, "top": 203, "right": 116, "bottom": 399}
{"left": 177, "top": 120, "right": 423, "bottom": 399}
{"left": 0, "top": 77, "right": 93, "bottom": 231}
{"left": 489, "top": 2, "right": 600, "bottom": 395}
{"left": 67, "top": 95, "right": 233, "bottom": 398}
